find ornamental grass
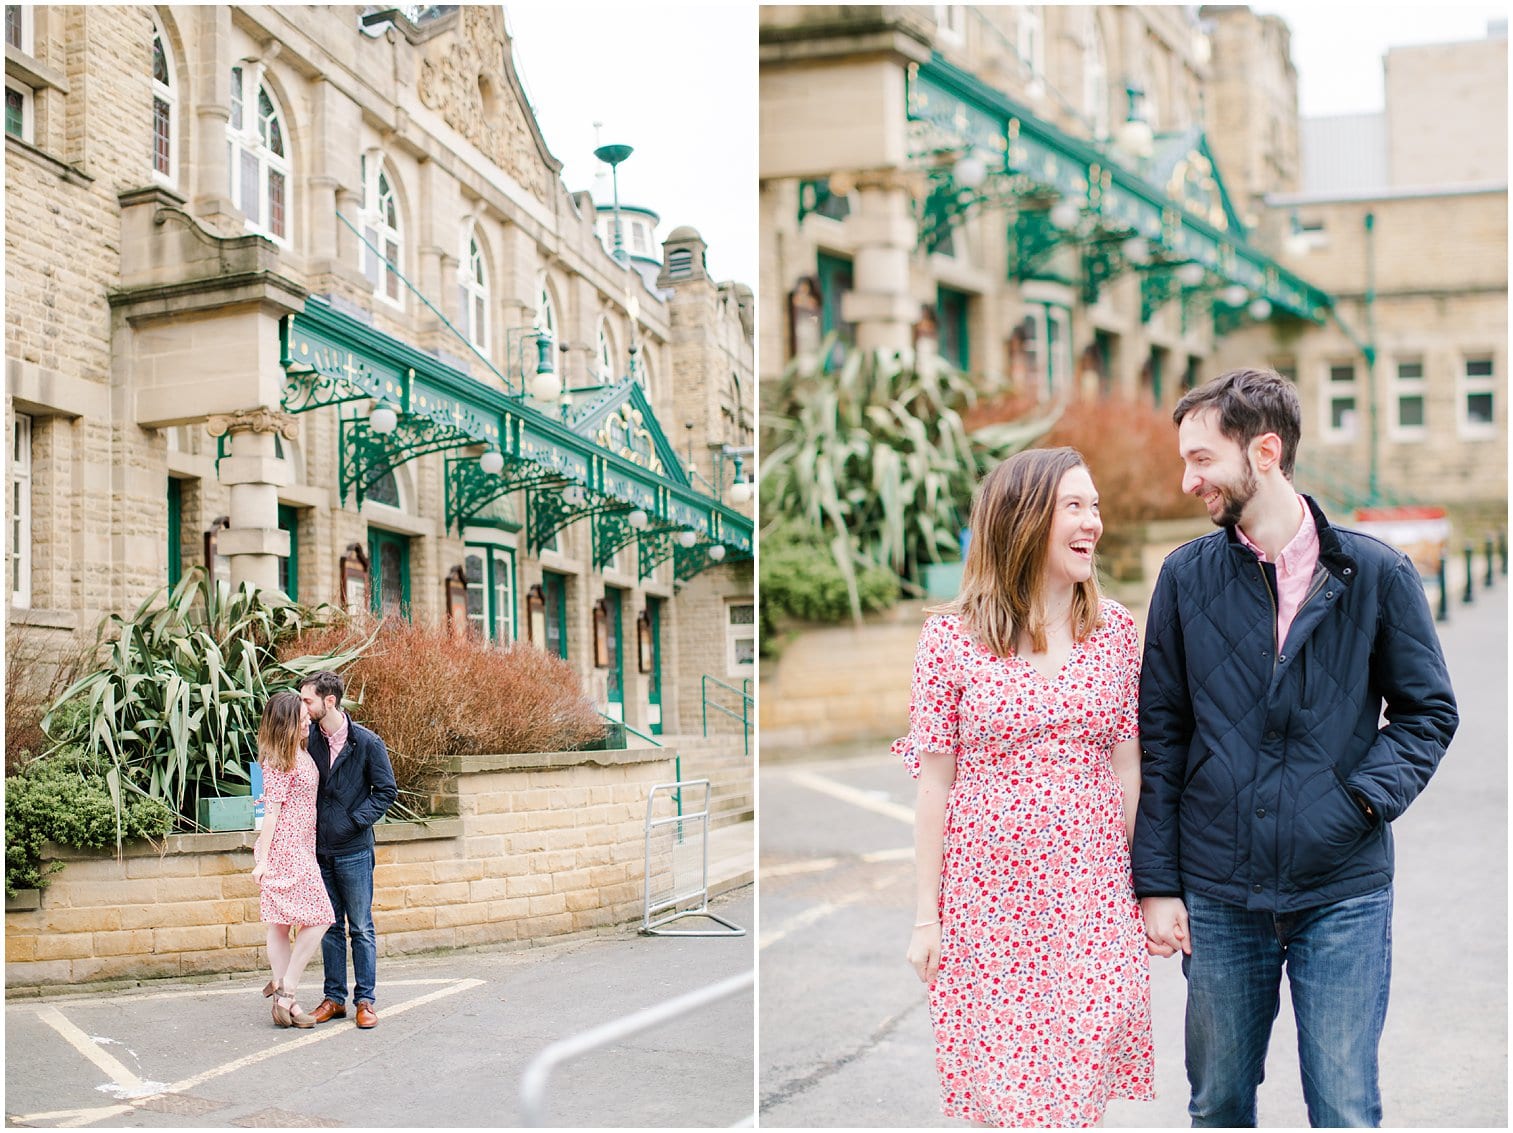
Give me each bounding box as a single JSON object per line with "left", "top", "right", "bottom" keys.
{"left": 279, "top": 617, "right": 605, "bottom": 803}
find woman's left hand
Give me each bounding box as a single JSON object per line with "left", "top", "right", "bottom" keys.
{"left": 251, "top": 861, "right": 266, "bottom": 884}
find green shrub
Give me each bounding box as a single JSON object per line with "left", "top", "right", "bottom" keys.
{"left": 5, "top": 750, "right": 175, "bottom": 897}
{"left": 760, "top": 521, "right": 900, "bottom": 656}
{"left": 41, "top": 567, "right": 372, "bottom": 843}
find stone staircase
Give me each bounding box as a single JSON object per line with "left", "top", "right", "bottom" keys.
{"left": 653, "top": 733, "right": 754, "bottom": 829}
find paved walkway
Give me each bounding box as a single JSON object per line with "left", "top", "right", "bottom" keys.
{"left": 759, "top": 581, "right": 1506, "bottom": 1127}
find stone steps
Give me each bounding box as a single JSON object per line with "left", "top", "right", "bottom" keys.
{"left": 637, "top": 734, "right": 752, "bottom": 829}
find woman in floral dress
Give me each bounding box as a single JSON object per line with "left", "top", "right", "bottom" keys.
{"left": 896, "top": 447, "right": 1155, "bottom": 1127}
{"left": 251, "top": 690, "right": 335, "bottom": 1028}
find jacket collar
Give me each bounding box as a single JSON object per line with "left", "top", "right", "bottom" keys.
{"left": 1223, "top": 493, "right": 1358, "bottom": 584}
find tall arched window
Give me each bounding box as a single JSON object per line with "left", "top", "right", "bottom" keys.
{"left": 596, "top": 318, "right": 615, "bottom": 383}
{"left": 1083, "top": 12, "right": 1109, "bottom": 139}
{"left": 361, "top": 155, "right": 403, "bottom": 306}
{"left": 228, "top": 66, "right": 290, "bottom": 242}
{"left": 150, "top": 16, "right": 177, "bottom": 184}
{"left": 459, "top": 226, "right": 489, "bottom": 351}
{"left": 534, "top": 272, "right": 557, "bottom": 341}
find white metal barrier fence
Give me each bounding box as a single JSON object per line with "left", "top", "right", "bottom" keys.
{"left": 642, "top": 778, "right": 745, "bottom": 937}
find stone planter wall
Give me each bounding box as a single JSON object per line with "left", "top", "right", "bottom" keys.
{"left": 5, "top": 747, "right": 678, "bottom": 990}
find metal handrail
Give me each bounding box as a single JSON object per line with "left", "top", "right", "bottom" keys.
{"left": 701, "top": 674, "right": 754, "bottom": 757}
{"left": 596, "top": 708, "right": 680, "bottom": 820}
{"left": 519, "top": 970, "right": 755, "bottom": 1126}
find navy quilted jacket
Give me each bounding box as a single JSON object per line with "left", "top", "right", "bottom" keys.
{"left": 1133, "top": 495, "right": 1457, "bottom": 913}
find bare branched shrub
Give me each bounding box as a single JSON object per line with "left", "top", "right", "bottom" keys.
{"left": 281, "top": 617, "right": 605, "bottom": 801}
{"left": 5, "top": 626, "right": 85, "bottom": 776}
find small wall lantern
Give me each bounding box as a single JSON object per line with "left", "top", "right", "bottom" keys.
{"left": 592, "top": 598, "right": 610, "bottom": 668}
{"left": 339, "top": 542, "right": 369, "bottom": 615}
{"left": 525, "top": 583, "right": 547, "bottom": 648}
{"left": 444, "top": 564, "right": 469, "bottom": 634}
{"left": 636, "top": 609, "right": 654, "bottom": 674}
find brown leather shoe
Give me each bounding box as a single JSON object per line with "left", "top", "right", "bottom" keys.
{"left": 355, "top": 1001, "right": 377, "bottom": 1029}
{"left": 310, "top": 999, "right": 346, "bottom": 1024}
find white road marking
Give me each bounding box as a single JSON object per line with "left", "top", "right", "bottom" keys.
{"left": 783, "top": 768, "right": 915, "bottom": 825}
{"left": 762, "top": 846, "right": 913, "bottom": 881}
{"left": 759, "top": 897, "right": 863, "bottom": 950}
{"left": 12, "top": 978, "right": 485, "bottom": 1128}
{"left": 33, "top": 976, "right": 468, "bottom": 1008}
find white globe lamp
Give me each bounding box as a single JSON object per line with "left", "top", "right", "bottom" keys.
{"left": 479, "top": 449, "right": 504, "bottom": 475}
{"left": 368, "top": 404, "right": 398, "bottom": 435}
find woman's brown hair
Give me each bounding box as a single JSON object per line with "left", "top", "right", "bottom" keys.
{"left": 258, "top": 690, "right": 305, "bottom": 775}
{"left": 937, "top": 447, "right": 1104, "bottom": 657}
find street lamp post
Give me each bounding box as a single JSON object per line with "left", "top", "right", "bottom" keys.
{"left": 594, "top": 143, "right": 634, "bottom": 264}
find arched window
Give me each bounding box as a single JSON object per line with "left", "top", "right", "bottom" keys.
{"left": 150, "top": 16, "right": 177, "bottom": 184}
{"left": 1083, "top": 12, "right": 1109, "bottom": 139}
{"left": 596, "top": 318, "right": 615, "bottom": 383}
{"left": 459, "top": 227, "right": 489, "bottom": 351}
{"left": 361, "top": 155, "right": 403, "bottom": 306}
{"left": 228, "top": 66, "right": 290, "bottom": 242}
{"left": 534, "top": 271, "right": 557, "bottom": 343}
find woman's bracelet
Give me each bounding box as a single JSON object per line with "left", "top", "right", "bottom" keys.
{"left": 913, "top": 918, "right": 940, "bottom": 928}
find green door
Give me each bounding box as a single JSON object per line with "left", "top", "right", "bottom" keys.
{"left": 604, "top": 587, "right": 624, "bottom": 721}
{"left": 368, "top": 528, "right": 410, "bottom": 619}
{"left": 646, "top": 597, "right": 663, "bottom": 736}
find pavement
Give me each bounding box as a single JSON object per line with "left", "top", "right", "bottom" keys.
{"left": 758, "top": 581, "right": 1507, "bottom": 1127}
{"left": 5, "top": 834, "right": 754, "bottom": 1129}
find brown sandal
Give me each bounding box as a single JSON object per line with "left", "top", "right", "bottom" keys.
{"left": 272, "top": 986, "right": 315, "bottom": 1029}
{"left": 262, "top": 980, "right": 277, "bottom": 998}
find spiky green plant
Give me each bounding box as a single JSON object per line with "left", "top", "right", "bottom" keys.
{"left": 41, "top": 567, "right": 373, "bottom": 845}
{"left": 760, "top": 339, "right": 1061, "bottom": 614}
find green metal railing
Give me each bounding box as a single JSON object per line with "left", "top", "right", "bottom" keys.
{"left": 700, "top": 675, "right": 753, "bottom": 757}
{"left": 1294, "top": 456, "right": 1408, "bottom": 514}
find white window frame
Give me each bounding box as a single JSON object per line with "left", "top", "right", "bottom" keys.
{"left": 934, "top": 5, "right": 965, "bottom": 45}
{"left": 1021, "top": 302, "right": 1072, "bottom": 402}
{"left": 1458, "top": 354, "right": 1498, "bottom": 439}
{"left": 596, "top": 317, "right": 615, "bottom": 383}
{"left": 227, "top": 64, "right": 291, "bottom": 245}
{"left": 1389, "top": 358, "right": 1427, "bottom": 442}
{"left": 1083, "top": 12, "right": 1109, "bottom": 138}
{"left": 459, "top": 226, "right": 490, "bottom": 352}
{"left": 1322, "top": 361, "right": 1358, "bottom": 443}
{"left": 5, "top": 76, "right": 33, "bottom": 143}
{"left": 361, "top": 153, "right": 404, "bottom": 308}
{"left": 464, "top": 541, "right": 517, "bottom": 644}
{"left": 534, "top": 270, "right": 557, "bottom": 342}
{"left": 11, "top": 413, "right": 31, "bottom": 607}
{"left": 1018, "top": 6, "right": 1044, "bottom": 80}
{"left": 5, "top": 5, "right": 34, "bottom": 53}
{"left": 150, "top": 16, "right": 177, "bottom": 186}
{"left": 725, "top": 599, "right": 755, "bottom": 679}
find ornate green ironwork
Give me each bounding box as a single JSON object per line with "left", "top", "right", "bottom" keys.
{"left": 638, "top": 530, "right": 679, "bottom": 581}
{"left": 1010, "top": 207, "right": 1070, "bottom": 279}
{"left": 282, "top": 296, "right": 752, "bottom": 561}
{"left": 1140, "top": 265, "right": 1180, "bottom": 323}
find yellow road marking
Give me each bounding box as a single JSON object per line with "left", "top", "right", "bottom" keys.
{"left": 35, "top": 1006, "right": 148, "bottom": 1094}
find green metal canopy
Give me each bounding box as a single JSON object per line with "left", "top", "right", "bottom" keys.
{"left": 905, "top": 54, "right": 1334, "bottom": 325}
{"left": 279, "top": 297, "right": 751, "bottom": 581}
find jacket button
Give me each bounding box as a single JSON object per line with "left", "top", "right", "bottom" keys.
{"left": 1326, "top": 591, "right": 1334, "bottom": 599}
{"left": 1278, "top": 654, "right": 1286, "bottom": 663}
{"left": 1256, "top": 807, "right": 1267, "bottom": 817}
{"left": 1252, "top": 883, "right": 1264, "bottom": 893}
{"left": 1266, "top": 730, "right": 1279, "bottom": 740}
{"left": 1343, "top": 567, "right": 1353, "bottom": 575}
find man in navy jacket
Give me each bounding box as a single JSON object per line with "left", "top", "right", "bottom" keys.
{"left": 1134, "top": 368, "right": 1457, "bottom": 1127}
{"left": 299, "top": 670, "right": 397, "bottom": 1029}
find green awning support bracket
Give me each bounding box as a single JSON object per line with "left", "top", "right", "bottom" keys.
{"left": 445, "top": 453, "right": 562, "bottom": 535}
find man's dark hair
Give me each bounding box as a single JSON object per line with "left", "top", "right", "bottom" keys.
{"left": 301, "top": 670, "right": 344, "bottom": 706}
{"left": 1173, "top": 367, "right": 1303, "bottom": 478}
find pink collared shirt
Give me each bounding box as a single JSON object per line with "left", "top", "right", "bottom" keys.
{"left": 1237, "top": 495, "right": 1320, "bottom": 648}
{"left": 322, "top": 711, "right": 350, "bottom": 770}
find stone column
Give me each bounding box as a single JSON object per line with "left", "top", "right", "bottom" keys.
{"left": 206, "top": 408, "right": 297, "bottom": 594}
{"left": 836, "top": 169, "right": 923, "bottom": 353}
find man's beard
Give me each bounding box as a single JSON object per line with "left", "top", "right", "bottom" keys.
{"left": 1214, "top": 459, "right": 1259, "bottom": 528}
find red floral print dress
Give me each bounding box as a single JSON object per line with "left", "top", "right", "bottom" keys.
{"left": 892, "top": 600, "right": 1155, "bottom": 1128}
{"left": 258, "top": 749, "right": 335, "bottom": 927}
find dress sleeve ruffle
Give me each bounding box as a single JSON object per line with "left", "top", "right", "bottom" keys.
{"left": 893, "top": 615, "right": 965, "bottom": 779}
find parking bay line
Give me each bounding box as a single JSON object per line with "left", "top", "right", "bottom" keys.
{"left": 12, "top": 978, "right": 485, "bottom": 1128}
{"left": 783, "top": 768, "right": 915, "bottom": 825}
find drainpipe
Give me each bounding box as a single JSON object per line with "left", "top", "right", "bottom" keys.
{"left": 1363, "top": 211, "right": 1379, "bottom": 501}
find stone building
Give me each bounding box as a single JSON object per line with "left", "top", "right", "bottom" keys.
{"left": 5, "top": 4, "right": 755, "bottom": 739}
{"left": 1209, "top": 10, "right": 1507, "bottom": 521}
{"left": 759, "top": 4, "right": 1504, "bottom": 525}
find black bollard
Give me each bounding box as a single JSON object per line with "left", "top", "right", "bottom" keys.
{"left": 1463, "top": 544, "right": 1475, "bottom": 604}
{"left": 1486, "top": 535, "right": 1497, "bottom": 589}
{"left": 1437, "top": 554, "right": 1449, "bottom": 622}
{"left": 1500, "top": 530, "right": 1508, "bottom": 577}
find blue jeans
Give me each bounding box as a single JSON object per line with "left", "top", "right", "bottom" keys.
{"left": 318, "top": 848, "right": 377, "bottom": 1006}
{"left": 1182, "top": 887, "right": 1392, "bottom": 1128}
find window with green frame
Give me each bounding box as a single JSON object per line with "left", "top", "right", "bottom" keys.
{"left": 277, "top": 505, "right": 299, "bottom": 598}
{"left": 541, "top": 569, "right": 568, "bottom": 659}
{"left": 936, "top": 286, "right": 971, "bottom": 371}
{"left": 464, "top": 543, "right": 517, "bottom": 644}
{"left": 815, "top": 250, "right": 854, "bottom": 357}
{"left": 167, "top": 478, "right": 183, "bottom": 588}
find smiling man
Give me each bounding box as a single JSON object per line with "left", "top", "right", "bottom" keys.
{"left": 1132, "top": 367, "right": 1458, "bottom": 1128}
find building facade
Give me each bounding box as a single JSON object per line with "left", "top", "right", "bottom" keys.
{"left": 5, "top": 5, "right": 755, "bottom": 738}
{"left": 760, "top": 5, "right": 1504, "bottom": 525}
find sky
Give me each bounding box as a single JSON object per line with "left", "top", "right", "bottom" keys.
{"left": 1252, "top": 3, "right": 1509, "bottom": 117}
{"left": 504, "top": 4, "right": 758, "bottom": 288}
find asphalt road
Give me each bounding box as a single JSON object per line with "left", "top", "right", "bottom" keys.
{"left": 5, "top": 889, "right": 753, "bottom": 1129}
{"left": 759, "top": 583, "right": 1507, "bottom": 1128}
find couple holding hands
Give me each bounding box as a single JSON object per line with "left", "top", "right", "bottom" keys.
{"left": 900, "top": 368, "right": 1459, "bottom": 1128}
